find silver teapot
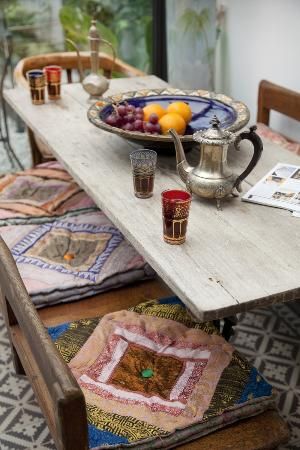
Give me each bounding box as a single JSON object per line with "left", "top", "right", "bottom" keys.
{"left": 169, "top": 116, "right": 263, "bottom": 209}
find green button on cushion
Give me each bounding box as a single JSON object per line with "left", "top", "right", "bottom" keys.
{"left": 141, "top": 368, "right": 153, "bottom": 378}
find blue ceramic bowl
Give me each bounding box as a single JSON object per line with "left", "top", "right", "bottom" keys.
{"left": 88, "top": 88, "right": 250, "bottom": 151}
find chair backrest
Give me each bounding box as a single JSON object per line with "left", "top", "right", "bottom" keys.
{"left": 257, "top": 80, "right": 300, "bottom": 125}
{"left": 14, "top": 51, "right": 145, "bottom": 89}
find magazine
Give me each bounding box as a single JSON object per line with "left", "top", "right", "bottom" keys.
{"left": 242, "top": 163, "right": 300, "bottom": 214}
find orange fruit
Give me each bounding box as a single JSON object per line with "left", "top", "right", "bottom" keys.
{"left": 143, "top": 103, "right": 166, "bottom": 121}
{"left": 159, "top": 112, "right": 186, "bottom": 135}
{"left": 167, "top": 101, "right": 192, "bottom": 124}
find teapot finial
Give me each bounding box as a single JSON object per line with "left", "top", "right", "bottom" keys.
{"left": 210, "top": 115, "right": 221, "bottom": 129}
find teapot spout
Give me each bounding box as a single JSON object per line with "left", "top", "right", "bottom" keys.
{"left": 169, "top": 128, "right": 193, "bottom": 184}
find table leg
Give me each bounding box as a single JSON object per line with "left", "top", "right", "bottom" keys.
{"left": 222, "top": 316, "right": 238, "bottom": 341}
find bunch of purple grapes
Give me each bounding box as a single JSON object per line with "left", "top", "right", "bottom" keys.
{"left": 104, "top": 103, "right": 161, "bottom": 134}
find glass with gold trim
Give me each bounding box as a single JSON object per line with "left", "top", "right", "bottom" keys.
{"left": 26, "top": 70, "right": 45, "bottom": 105}
{"left": 130, "top": 149, "right": 157, "bottom": 198}
{"left": 44, "top": 65, "right": 62, "bottom": 100}
{"left": 161, "top": 190, "right": 192, "bottom": 245}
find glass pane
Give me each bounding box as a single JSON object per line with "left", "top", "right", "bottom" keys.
{"left": 166, "top": 0, "right": 217, "bottom": 90}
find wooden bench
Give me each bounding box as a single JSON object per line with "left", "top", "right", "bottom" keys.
{"left": 0, "top": 236, "right": 289, "bottom": 450}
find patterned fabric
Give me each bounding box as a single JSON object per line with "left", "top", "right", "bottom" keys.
{"left": 0, "top": 211, "right": 154, "bottom": 308}
{"left": 0, "top": 161, "right": 96, "bottom": 225}
{"left": 48, "top": 297, "right": 276, "bottom": 449}
{"left": 257, "top": 122, "right": 300, "bottom": 155}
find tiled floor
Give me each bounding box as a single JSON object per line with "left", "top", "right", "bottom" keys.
{"left": 231, "top": 301, "right": 300, "bottom": 450}
{"left": 0, "top": 300, "right": 299, "bottom": 449}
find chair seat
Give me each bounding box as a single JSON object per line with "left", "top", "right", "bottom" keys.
{"left": 257, "top": 122, "right": 300, "bottom": 155}
{"left": 46, "top": 292, "right": 287, "bottom": 449}
{"left": 0, "top": 161, "right": 154, "bottom": 308}
{"left": 8, "top": 280, "right": 289, "bottom": 450}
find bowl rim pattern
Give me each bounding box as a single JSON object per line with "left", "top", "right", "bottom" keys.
{"left": 87, "top": 88, "right": 250, "bottom": 143}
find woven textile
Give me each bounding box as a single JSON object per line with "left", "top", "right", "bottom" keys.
{"left": 257, "top": 123, "right": 300, "bottom": 155}
{"left": 0, "top": 211, "right": 154, "bottom": 308}
{"left": 48, "top": 297, "right": 276, "bottom": 449}
{"left": 0, "top": 161, "right": 96, "bottom": 225}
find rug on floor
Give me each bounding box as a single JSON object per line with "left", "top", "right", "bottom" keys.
{"left": 0, "top": 300, "right": 299, "bottom": 449}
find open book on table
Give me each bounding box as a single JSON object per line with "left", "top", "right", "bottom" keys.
{"left": 242, "top": 163, "right": 300, "bottom": 215}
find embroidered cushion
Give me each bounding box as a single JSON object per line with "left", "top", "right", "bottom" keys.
{"left": 0, "top": 211, "right": 154, "bottom": 308}
{"left": 0, "top": 161, "right": 96, "bottom": 225}
{"left": 48, "top": 297, "right": 276, "bottom": 449}
{"left": 256, "top": 123, "right": 300, "bottom": 155}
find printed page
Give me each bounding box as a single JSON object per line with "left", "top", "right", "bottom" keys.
{"left": 242, "top": 163, "right": 300, "bottom": 213}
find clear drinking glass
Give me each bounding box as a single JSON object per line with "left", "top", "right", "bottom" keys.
{"left": 130, "top": 149, "right": 157, "bottom": 198}
{"left": 161, "top": 189, "right": 192, "bottom": 244}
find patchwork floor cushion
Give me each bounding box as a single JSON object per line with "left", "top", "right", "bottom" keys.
{"left": 48, "top": 297, "right": 276, "bottom": 450}
{"left": 0, "top": 161, "right": 96, "bottom": 225}
{"left": 257, "top": 122, "right": 300, "bottom": 155}
{"left": 0, "top": 210, "right": 154, "bottom": 308}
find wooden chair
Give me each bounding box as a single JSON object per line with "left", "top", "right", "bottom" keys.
{"left": 13, "top": 51, "right": 145, "bottom": 165}
{"left": 257, "top": 80, "right": 300, "bottom": 127}
{"left": 0, "top": 236, "right": 290, "bottom": 450}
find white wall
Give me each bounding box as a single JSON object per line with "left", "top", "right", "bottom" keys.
{"left": 216, "top": 0, "right": 300, "bottom": 141}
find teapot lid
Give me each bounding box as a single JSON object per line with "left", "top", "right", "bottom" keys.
{"left": 193, "top": 115, "right": 236, "bottom": 145}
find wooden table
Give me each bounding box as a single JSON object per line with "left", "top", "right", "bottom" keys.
{"left": 4, "top": 76, "right": 300, "bottom": 321}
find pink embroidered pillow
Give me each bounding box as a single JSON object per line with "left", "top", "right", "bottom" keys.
{"left": 256, "top": 123, "right": 300, "bottom": 155}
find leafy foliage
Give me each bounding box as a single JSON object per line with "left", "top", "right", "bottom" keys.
{"left": 178, "top": 7, "right": 215, "bottom": 90}
{"left": 60, "top": 0, "right": 152, "bottom": 72}
{"left": 179, "top": 7, "right": 210, "bottom": 36}
{"left": 3, "top": 0, "right": 59, "bottom": 62}
{"left": 59, "top": 5, "right": 117, "bottom": 54}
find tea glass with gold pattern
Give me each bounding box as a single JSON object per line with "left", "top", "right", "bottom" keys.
{"left": 130, "top": 149, "right": 157, "bottom": 198}
{"left": 44, "top": 65, "right": 62, "bottom": 100}
{"left": 26, "top": 70, "right": 45, "bottom": 105}
{"left": 161, "top": 190, "right": 192, "bottom": 244}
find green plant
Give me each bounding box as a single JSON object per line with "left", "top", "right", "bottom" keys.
{"left": 3, "top": 0, "right": 59, "bottom": 63}
{"left": 60, "top": 0, "right": 152, "bottom": 72}
{"left": 59, "top": 5, "right": 117, "bottom": 54}
{"left": 179, "top": 7, "right": 215, "bottom": 90}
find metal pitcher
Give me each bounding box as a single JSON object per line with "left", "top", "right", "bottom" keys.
{"left": 169, "top": 115, "right": 263, "bottom": 209}
{"left": 67, "top": 19, "right": 116, "bottom": 98}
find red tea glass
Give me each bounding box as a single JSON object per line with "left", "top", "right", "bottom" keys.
{"left": 130, "top": 149, "right": 157, "bottom": 198}
{"left": 161, "top": 190, "right": 192, "bottom": 245}
{"left": 44, "top": 65, "right": 62, "bottom": 100}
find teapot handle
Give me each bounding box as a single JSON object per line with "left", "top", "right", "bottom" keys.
{"left": 233, "top": 125, "right": 263, "bottom": 191}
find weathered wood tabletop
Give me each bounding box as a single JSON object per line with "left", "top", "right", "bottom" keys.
{"left": 4, "top": 76, "right": 300, "bottom": 321}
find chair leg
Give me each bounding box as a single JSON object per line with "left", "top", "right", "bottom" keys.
{"left": 0, "top": 289, "right": 26, "bottom": 375}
